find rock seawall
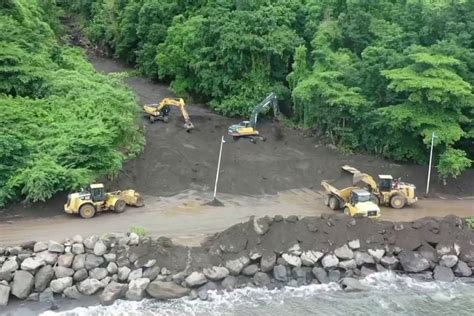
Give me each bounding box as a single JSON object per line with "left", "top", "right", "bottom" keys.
{"left": 0, "top": 215, "right": 473, "bottom": 307}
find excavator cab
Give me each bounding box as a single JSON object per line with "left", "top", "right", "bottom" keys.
{"left": 88, "top": 183, "right": 105, "bottom": 202}
{"left": 378, "top": 175, "right": 393, "bottom": 192}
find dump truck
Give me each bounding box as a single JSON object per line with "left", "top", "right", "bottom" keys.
{"left": 321, "top": 180, "right": 381, "bottom": 218}
{"left": 64, "top": 183, "right": 144, "bottom": 219}
{"left": 342, "top": 165, "right": 417, "bottom": 209}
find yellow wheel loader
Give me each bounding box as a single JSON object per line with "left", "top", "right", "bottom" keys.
{"left": 342, "top": 165, "right": 417, "bottom": 209}
{"left": 321, "top": 180, "right": 381, "bottom": 218}
{"left": 143, "top": 97, "right": 194, "bottom": 131}
{"left": 64, "top": 183, "right": 144, "bottom": 219}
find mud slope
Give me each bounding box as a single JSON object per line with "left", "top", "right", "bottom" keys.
{"left": 89, "top": 56, "right": 473, "bottom": 198}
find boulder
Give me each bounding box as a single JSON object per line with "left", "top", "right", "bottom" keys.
{"left": 129, "top": 233, "right": 140, "bottom": 246}
{"left": 253, "top": 272, "right": 271, "bottom": 287}
{"left": 436, "top": 243, "right": 454, "bottom": 256}
{"left": 77, "top": 278, "right": 105, "bottom": 295}
{"left": 63, "top": 286, "right": 82, "bottom": 299}
{"left": 55, "top": 266, "right": 75, "bottom": 278}
{"left": 418, "top": 244, "right": 439, "bottom": 263}
{"left": 322, "top": 254, "right": 339, "bottom": 269}
{"left": 292, "top": 267, "right": 312, "bottom": 285}
{"left": 107, "top": 262, "right": 118, "bottom": 274}
{"left": 93, "top": 240, "right": 108, "bottom": 256}
{"left": 260, "top": 253, "right": 276, "bottom": 272}
{"left": 20, "top": 257, "right": 44, "bottom": 271}
{"left": 286, "top": 244, "right": 302, "bottom": 256}
{"left": 242, "top": 264, "right": 259, "bottom": 276}
{"left": 99, "top": 281, "right": 128, "bottom": 306}
{"left": 50, "top": 277, "right": 73, "bottom": 293}
{"left": 90, "top": 268, "right": 108, "bottom": 280}
{"left": 35, "top": 265, "right": 54, "bottom": 291}
{"left": 360, "top": 266, "right": 377, "bottom": 277}
{"left": 128, "top": 268, "right": 143, "bottom": 282}
{"left": 161, "top": 267, "right": 171, "bottom": 275}
{"left": 83, "top": 236, "right": 99, "bottom": 249}
{"left": 221, "top": 276, "right": 238, "bottom": 290}
{"left": 273, "top": 265, "right": 288, "bottom": 282}
{"left": 85, "top": 254, "right": 104, "bottom": 270}
{"left": 33, "top": 242, "right": 48, "bottom": 253}
{"left": 341, "top": 278, "right": 369, "bottom": 291}
{"left": 73, "top": 269, "right": 89, "bottom": 282}
{"left": 172, "top": 272, "right": 187, "bottom": 284}
{"left": 301, "top": 251, "right": 324, "bottom": 266}
{"left": 328, "top": 270, "right": 341, "bottom": 283}
{"left": 27, "top": 292, "right": 39, "bottom": 301}
{"left": 312, "top": 267, "right": 329, "bottom": 284}
{"left": 58, "top": 253, "right": 75, "bottom": 268}
{"left": 8, "top": 247, "right": 22, "bottom": 255}
{"left": 380, "top": 256, "right": 399, "bottom": 270}
{"left": 203, "top": 266, "right": 229, "bottom": 281}
{"left": 11, "top": 270, "right": 34, "bottom": 299}
{"left": 1, "top": 259, "right": 19, "bottom": 274}
{"left": 101, "top": 276, "right": 112, "bottom": 286}
{"left": 73, "top": 235, "right": 83, "bottom": 243}
{"left": 339, "top": 259, "right": 357, "bottom": 270}
{"left": 399, "top": 252, "right": 430, "bottom": 273}
{"left": 0, "top": 271, "right": 12, "bottom": 282}
{"left": 249, "top": 249, "right": 262, "bottom": 261}
{"left": 335, "top": 244, "right": 354, "bottom": 260}
{"left": 454, "top": 261, "right": 472, "bottom": 277}
{"left": 72, "top": 243, "right": 85, "bottom": 255}
{"left": 143, "top": 265, "right": 161, "bottom": 280}
{"left": 146, "top": 281, "right": 190, "bottom": 299}
{"left": 282, "top": 254, "right": 302, "bottom": 267}
{"left": 118, "top": 266, "right": 131, "bottom": 282}
{"left": 225, "top": 256, "right": 250, "bottom": 275}
{"left": 253, "top": 216, "right": 270, "bottom": 235}
{"left": 126, "top": 278, "right": 150, "bottom": 300}
{"left": 39, "top": 288, "right": 54, "bottom": 304}
{"left": 104, "top": 254, "right": 116, "bottom": 262}
{"left": 433, "top": 265, "right": 455, "bottom": 282}
{"left": 185, "top": 272, "right": 207, "bottom": 287}
{"left": 0, "top": 284, "right": 10, "bottom": 306}
{"left": 368, "top": 249, "right": 385, "bottom": 262}
{"left": 72, "top": 254, "right": 86, "bottom": 270}
{"left": 348, "top": 239, "right": 360, "bottom": 250}
{"left": 48, "top": 241, "right": 64, "bottom": 253}
{"left": 440, "top": 255, "right": 458, "bottom": 268}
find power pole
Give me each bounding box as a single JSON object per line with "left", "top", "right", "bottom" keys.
{"left": 426, "top": 132, "right": 436, "bottom": 195}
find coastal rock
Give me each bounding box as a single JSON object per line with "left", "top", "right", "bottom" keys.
{"left": 368, "top": 249, "right": 385, "bottom": 262}
{"left": 83, "top": 236, "right": 99, "bottom": 249}
{"left": 34, "top": 242, "right": 48, "bottom": 253}
{"left": 273, "top": 265, "right": 288, "bottom": 282}
{"left": 48, "top": 241, "right": 64, "bottom": 253}
{"left": 72, "top": 235, "right": 83, "bottom": 243}
{"left": 50, "top": 277, "right": 73, "bottom": 293}
{"left": 225, "top": 256, "right": 250, "bottom": 275}
{"left": 0, "top": 284, "right": 10, "bottom": 306}
{"left": 360, "top": 266, "right": 376, "bottom": 277}
{"left": 286, "top": 244, "right": 302, "bottom": 256}
{"left": 73, "top": 269, "right": 89, "bottom": 282}
{"left": 339, "top": 259, "right": 357, "bottom": 270}
{"left": 260, "top": 253, "right": 276, "bottom": 272}
{"left": 77, "top": 278, "right": 105, "bottom": 295}
{"left": 399, "top": 252, "right": 430, "bottom": 273}
{"left": 107, "top": 262, "right": 118, "bottom": 274}
{"left": 454, "top": 261, "right": 472, "bottom": 277}
{"left": 418, "top": 244, "right": 439, "bottom": 263}
{"left": 39, "top": 288, "right": 54, "bottom": 304}
{"left": 36, "top": 251, "right": 58, "bottom": 265}
{"left": 57, "top": 253, "right": 75, "bottom": 268}
{"left": 328, "top": 270, "right": 341, "bottom": 283}
{"left": 292, "top": 267, "right": 312, "bottom": 285}
{"left": 20, "top": 257, "right": 44, "bottom": 271}
{"left": 90, "top": 268, "right": 108, "bottom": 280}
{"left": 436, "top": 243, "right": 454, "bottom": 256}
{"left": 301, "top": 250, "right": 324, "bottom": 266}
{"left": 126, "top": 278, "right": 150, "bottom": 300}
{"left": 0, "top": 271, "right": 12, "bottom": 282}
{"left": 348, "top": 239, "right": 360, "bottom": 250}
{"left": 335, "top": 244, "right": 354, "bottom": 260}
{"left": 440, "top": 255, "right": 458, "bottom": 268}
{"left": 1, "top": 259, "right": 19, "bottom": 274}
{"left": 26, "top": 292, "right": 39, "bottom": 301}
{"left": 129, "top": 233, "right": 140, "bottom": 246}
{"left": 341, "top": 278, "right": 369, "bottom": 291}
{"left": 253, "top": 216, "right": 270, "bottom": 235}
{"left": 11, "top": 270, "right": 34, "bottom": 299}
{"left": 35, "top": 265, "right": 54, "bottom": 291}
{"left": 72, "top": 254, "right": 86, "bottom": 270}
{"left": 55, "top": 266, "right": 74, "bottom": 278}
{"left": 172, "top": 272, "right": 187, "bottom": 284}
{"left": 222, "top": 276, "right": 238, "bottom": 290}
{"left": 128, "top": 269, "right": 143, "bottom": 282}
{"left": 99, "top": 281, "right": 128, "bottom": 306}
{"left": 146, "top": 281, "right": 190, "bottom": 299}
{"left": 104, "top": 254, "right": 116, "bottom": 263}
{"left": 118, "top": 266, "right": 131, "bottom": 282}
{"left": 249, "top": 249, "right": 262, "bottom": 260}
{"left": 94, "top": 240, "right": 108, "bottom": 256}
{"left": 253, "top": 272, "right": 271, "bottom": 287}
{"left": 312, "top": 267, "right": 329, "bottom": 284}
{"left": 322, "top": 254, "right": 339, "bottom": 269}
{"left": 282, "top": 254, "right": 302, "bottom": 267}
{"left": 242, "top": 264, "right": 259, "bottom": 276}
{"left": 185, "top": 272, "right": 207, "bottom": 287}
{"left": 381, "top": 256, "right": 399, "bottom": 269}
{"left": 85, "top": 254, "right": 104, "bottom": 270}
{"left": 203, "top": 266, "right": 229, "bottom": 281}
{"left": 433, "top": 266, "right": 455, "bottom": 282}
{"left": 143, "top": 265, "right": 161, "bottom": 280}
{"left": 64, "top": 286, "right": 82, "bottom": 299}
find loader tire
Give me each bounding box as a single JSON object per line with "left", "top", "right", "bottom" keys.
{"left": 324, "top": 195, "right": 330, "bottom": 206}
{"left": 114, "top": 199, "right": 126, "bottom": 213}
{"left": 79, "top": 204, "right": 96, "bottom": 219}
{"left": 344, "top": 207, "right": 350, "bottom": 216}
{"left": 329, "top": 196, "right": 339, "bottom": 210}
{"left": 149, "top": 115, "right": 155, "bottom": 123}
{"left": 390, "top": 195, "right": 405, "bottom": 209}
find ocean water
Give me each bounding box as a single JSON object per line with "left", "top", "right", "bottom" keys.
{"left": 41, "top": 272, "right": 474, "bottom": 316}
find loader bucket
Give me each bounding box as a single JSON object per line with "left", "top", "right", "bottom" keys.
{"left": 120, "top": 190, "right": 145, "bottom": 207}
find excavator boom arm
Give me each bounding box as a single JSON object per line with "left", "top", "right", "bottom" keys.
{"left": 157, "top": 98, "right": 194, "bottom": 130}
{"left": 249, "top": 92, "right": 279, "bottom": 128}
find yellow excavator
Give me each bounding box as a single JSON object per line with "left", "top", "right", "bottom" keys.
{"left": 228, "top": 92, "right": 280, "bottom": 143}
{"left": 64, "top": 183, "right": 144, "bottom": 219}
{"left": 342, "top": 165, "right": 417, "bottom": 209}
{"left": 143, "top": 98, "right": 194, "bottom": 131}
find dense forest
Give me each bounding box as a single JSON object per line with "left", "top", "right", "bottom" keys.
{"left": 66, "top": 0, "right": 473, "bottom": 178}
{"left": 0, "top": 0, "right": 144, "bottom": 206}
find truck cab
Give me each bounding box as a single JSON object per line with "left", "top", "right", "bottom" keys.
{"left": 345, "top": 189, "right": 381, "bottom": 218}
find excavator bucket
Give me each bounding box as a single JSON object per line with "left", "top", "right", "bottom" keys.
{"left": 119, "top": 190, "right": 145, "bottom": 207}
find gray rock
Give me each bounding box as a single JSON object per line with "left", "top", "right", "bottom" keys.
{"left": 440, "top": 255, "right": 458, "bottom": 268}
{"left": 129, "top": 233, "right": 140, "bottom": 246}
{"left": 185, "top": 272, "right": 207, "bottom": 287}
{"left": 55, "top": 266, "right": 75, "bottom": 278}
{"left": 36, "top": 251, "right": 58, "bottom": 265}
{"left": 107, "top": 262, "right": 118, "bottom": 274}
{"left": 225, "top": 256, "right": 250, "bottom": 275}
{"left": 34, "top": 242, "right": 48, "bottom": 253}
{"left": 0, "top": 284, "right": 10, "bottom": 306}
{"left": 253, "top": 272, "right": 271, "bottom": 287}
{"left": 100, "top": 281, "right": 128, "bottom": 306}
{"left": 242, "top": 264, "right": 259, "bottom": 276}
{"left": 136, "top": 259, "right": 156, "bottom": 269}
{"left": 72, "top": 254, "right": 86, "bottom": 270}
{"left": 0, "top": 248, "right": 4, "bottom": 255}
{"left": 35, "top": 265, "right": 54, "bottom": 291}
{"left": 0, "top": 256, "right": 5, "bottom": 264}
{"left": 360, "top": 266, "right": 377, "bottom": 277}
{"left": 249, "top": 249, "right": 262, "bottom": 261}
{"left": 322, "top": 254, "right": 339, "bottom": 269}
{"left": 118, "top": 237, "right": 130, "bottom": 247}
{"left": 433, "top": 265, "right": 455, "bottom": 282}
{"left": 90, "top": 268, "right": 108, "bottom": 280}
{"left": 339, "top": 259, "right": 357, "bottom": 270}
{"left": 50, "top": 277, "right": 73, "bottom": 293}
{"left": 94, "top": 240, "right": 108, "bottom": 256}
{"left": 282, "top": 254, "right": 302, "bottom": 267}
{"left": 312, "top": 267, "right": 329, "bottom": 284}
{"left": 0, "top": 271, "right": 12, "bottom": 282}
{"left": 203, "top": 266, "right": 229, "bottom": 281}
{"left": 58, "top": 253, "right": 75, "bottom": 268}
{"left": 221, "top": 275, "right": 238, "bottom": 290}
{"left": 104, "top": 253, "right": 116, "bottom": 262}
{"left": 260, "top": 253, "right": 276, "bottom": 272}
{"left": 63, "top": 286, "right": 82, "bottom": 299}
{"left": 381, "top": 256, "right": 399, "bottom": 269}
{"left": 20, "top": 257, "right": 44, "bottom": 271}
{"left": 161, "top": 267, "right": 170, "bottom": 275}
{"left": 292, "top": 267, "right": 312, "bottom": 285}
{"left": 301, "top": 251, "right": 324, "bottom": 266}
{"left": 77, "top": 278, "right": 105, "bottom": 295}
{"left": 126, "top": 278, "right": 150, "bottom": 300}
{"left": 72, "top": 243, "right": 85, "bottom": 255}
{"left": 18, "top": 253, "right": 33, "bottom": 261}
{"left": 72, "top": 235, "right": 83, "bottom": 243}
{"left": 27, "top": 292, "right": 39, "bottom": 301}
{"left": 143, "top": 265, "right": 161, "bottom": 280}
{"left": 286, "top": 244, "right": 302, "bottom": 256}
{"left": 171, "top": 272, "right": 187, "bottom": 284}
{"left": 73, "top": 269, "right": 88, "bottom": 282}
{"left": 368, "top": 249, "right": 385, "bottom": 262}
{"left": 83, "top": 236, "right": 99, "bottom": 249}
{"left": 419, "top": 244, "right": 439, "bottom": 263}
{"left": 436, "top": 243, "right": 454, "bottom": 256}
{"left": 48, "top": 241, "right": 64, "bottom": 253}
{"left": 39, "top": 288, "right": 54, "bottom": 304}
{"left": 11, "top": 270, "right": 34, "bottom": 299}
{"left": 399, "top": 252, "right": 430, "bottom": 273}
{"left": 376, "top": 263, "right": 387, "bottom": 272}
{"left": 8, "top": 247, "right": 22, "bottom": 255}
{"left": 118, "top": 266, "right": 131, "bottom": 282}
{"left": 253, "top": 216, "right": 270, "bottom": 235}
{"left": 348, "top": 239, "right": 360, "bottom": 250}
{"left": 273, "top": 265, "right": 288, "bottom": 282}
{"left": 335, "top": 244, "right": 354, "bottom": 260}
{"left": 146, "top": 281, "right": 190, "bottom": 299}
{"left": 128, "top": 268, "right": 143, "bottom": 282}
{"left": 454, "top": 261, "right": 472, "bottom": 277}
{"left": 328, "top": 270, "right": 341, "bottom": 283}
{"left": 21, "top": 241, "right": 36, "bottom": 251}
{"left": 341, "top": 278, "right": 369, "bottom": 291}
{"left": 85, "top": 254, "right": 104, "bottom": 270}
{"left": 1, "top": 259, "right": 18, "bottom": 274}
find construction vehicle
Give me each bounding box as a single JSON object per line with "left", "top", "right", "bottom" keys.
{"left": 228, "top": 92, "right": 280, "bottom": 143}
{"left": 143, "top": 98, "right": 194, "bottom": 131}
{"left": 64, "top": 183, "right": 144, "bottom": 219}
{"left": 467, "top": 217, "right": 474, "bottom": 229}
{"left": 342, "top": 165, "right": 417, "bottom": 209}
{"left": 321, "top": 180, "right": 381, "bottom": 218}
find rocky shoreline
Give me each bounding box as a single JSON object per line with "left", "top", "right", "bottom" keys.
{"left": 0, "top": 214, "right": 473, "bottom": 309}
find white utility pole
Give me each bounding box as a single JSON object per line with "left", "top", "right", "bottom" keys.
{"left": 426, "top": 132, "right": 437, "bottom": 195}
{"left": 213, "top": 136, "right": 226, "bottom": 201}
